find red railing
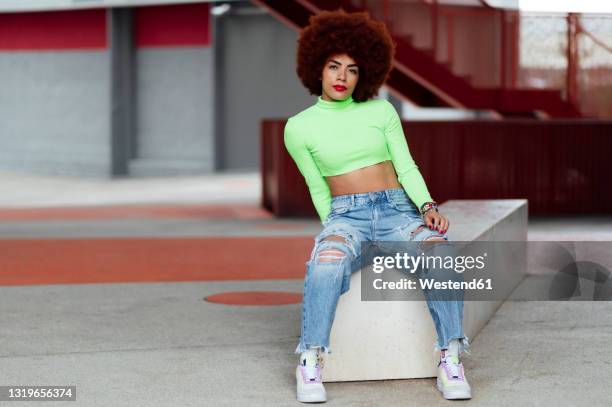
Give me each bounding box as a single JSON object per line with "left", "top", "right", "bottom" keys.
{"left": 517, "top": 12, "right": 612, "bottom": 117}
{"left": 574, "top": 14, "right": 612, "bottom": 117}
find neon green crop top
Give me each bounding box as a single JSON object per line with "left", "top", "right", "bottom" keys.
{"left": 284, "top": 94, "right": 433, "bottom": 223}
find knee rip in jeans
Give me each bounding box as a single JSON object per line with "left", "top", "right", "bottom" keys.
{"left": 419, "top": 233, "right": 447, "bottom": 252}
{"left": 394, "top": 222, "right": 448, "bottom": 253}
{"left": 316, "top": 236, "right": 349, "bottom": 263}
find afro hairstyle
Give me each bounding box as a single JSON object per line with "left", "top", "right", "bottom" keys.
{"left": 296, "top": 8, "right": 396, "bottom": 102}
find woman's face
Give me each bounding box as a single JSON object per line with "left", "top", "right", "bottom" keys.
{"left": 320, "top": 53, "right": 359, "bottom": 101}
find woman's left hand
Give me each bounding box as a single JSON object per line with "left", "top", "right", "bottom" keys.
{"left": 423, "top": 210, "right": 449, "bottom": 234}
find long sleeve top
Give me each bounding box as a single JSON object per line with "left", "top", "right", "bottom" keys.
{"left": 283, "top": 94, "right": 433, "bottom": 224}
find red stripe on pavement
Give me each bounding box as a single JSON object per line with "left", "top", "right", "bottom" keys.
{"left": 0, "top": 237, "right": 312, "bottom": 286}
{"left": 0, "top": 204, "right": 273, "bottom": 222}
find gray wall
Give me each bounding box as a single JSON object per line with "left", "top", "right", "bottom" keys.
{"left": 215, "top": 3, "right": 315, "bottom": 171}
{"left": 0, "top": 2, "right": 314, "bottom": 178}
{"left": 129, "top": 47, "right": 214, "bottom": 176}
{"left": 0, "top": 51, "right": 111, "bottom": 177}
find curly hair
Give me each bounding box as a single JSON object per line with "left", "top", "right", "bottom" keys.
{"left": 296, "top": 8, "right": 396, "bottom": 102}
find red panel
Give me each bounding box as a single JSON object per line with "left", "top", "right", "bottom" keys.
{"left": 0, "top": 9, "right": 107, "bottom": 50}
{"left": 135, "top": 3, "right": 210, "bottom": 48}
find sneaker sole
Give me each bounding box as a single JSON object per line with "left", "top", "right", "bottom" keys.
{"left": 296, "top": 367, "right": 326, "bottom": 403}
{"left": 436, "top": 377, "right": 472, "bottom": 400}
{"left": 297, "top": 392, "right": 327, "bottom": 403}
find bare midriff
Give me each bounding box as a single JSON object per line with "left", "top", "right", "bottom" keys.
{"left": 325, "top": 160, "right": 402, "bottom": 197}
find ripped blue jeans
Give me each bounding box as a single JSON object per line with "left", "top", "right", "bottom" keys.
{"left": 295, "top": 188, "right": 470, "bottom": 357}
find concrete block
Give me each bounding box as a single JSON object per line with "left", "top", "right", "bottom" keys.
{"left": 323, "top": 199, "right": 528, "bottom": 381}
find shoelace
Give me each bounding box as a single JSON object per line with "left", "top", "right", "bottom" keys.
{"left": 443, "top": 355, "right": 461, "bottom": 378}
{"left": 301, "top": 350, "right": 324, "bottom": 380}
{"left": 317, "top": 353, "right": 325, "bottom": 369}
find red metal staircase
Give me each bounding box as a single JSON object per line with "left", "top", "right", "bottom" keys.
{"left": 253, "top": 0, "right": 600, "bottom": 118}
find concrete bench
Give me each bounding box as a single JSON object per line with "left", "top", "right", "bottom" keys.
{"left": 323, "top": 199, "right": 528, "bottom": 382}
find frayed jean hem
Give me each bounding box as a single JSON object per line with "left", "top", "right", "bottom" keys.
{"left": 433, "top": 335, "right": 471, "bottom": 356}
{"left": 295, "top": 341, "right": 332, "bottom": 355}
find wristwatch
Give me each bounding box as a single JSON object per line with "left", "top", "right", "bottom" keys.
{"left": 419, "top": 201, "right": 439, "bottom": 216}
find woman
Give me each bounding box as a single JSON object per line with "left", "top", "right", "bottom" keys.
{"left": 284, "top": 9, "right": 471, "bottom": 403}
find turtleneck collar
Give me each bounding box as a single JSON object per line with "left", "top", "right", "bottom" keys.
{"left": 316, "top": 94, "right": 355, "bottom": 110}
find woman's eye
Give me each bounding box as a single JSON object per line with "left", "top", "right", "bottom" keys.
{"left": 328, "top": 65, "right": 357, "bottom": 74}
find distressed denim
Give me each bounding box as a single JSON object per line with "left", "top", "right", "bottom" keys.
{"left": 295, "top": 187, "right": 470, "bottom": 356}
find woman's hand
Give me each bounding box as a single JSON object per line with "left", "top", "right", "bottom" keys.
{"left": 423, "top": 210, "right": 449, "bottom": 234}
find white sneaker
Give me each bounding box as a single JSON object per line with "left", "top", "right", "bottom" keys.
{"left": 436, "top": 352, "right": 472, "bottom": 400}
{"left": 296, "top": 348, "right": 327, "bottom": 403}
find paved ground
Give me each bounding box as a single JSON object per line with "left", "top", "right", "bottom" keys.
{"left": 0, "top": 170, "right": 611, "bottom": 406}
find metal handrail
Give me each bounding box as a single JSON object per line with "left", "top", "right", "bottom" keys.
{"left": 577, "top": 19, "right": 612, "bottom": 54}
